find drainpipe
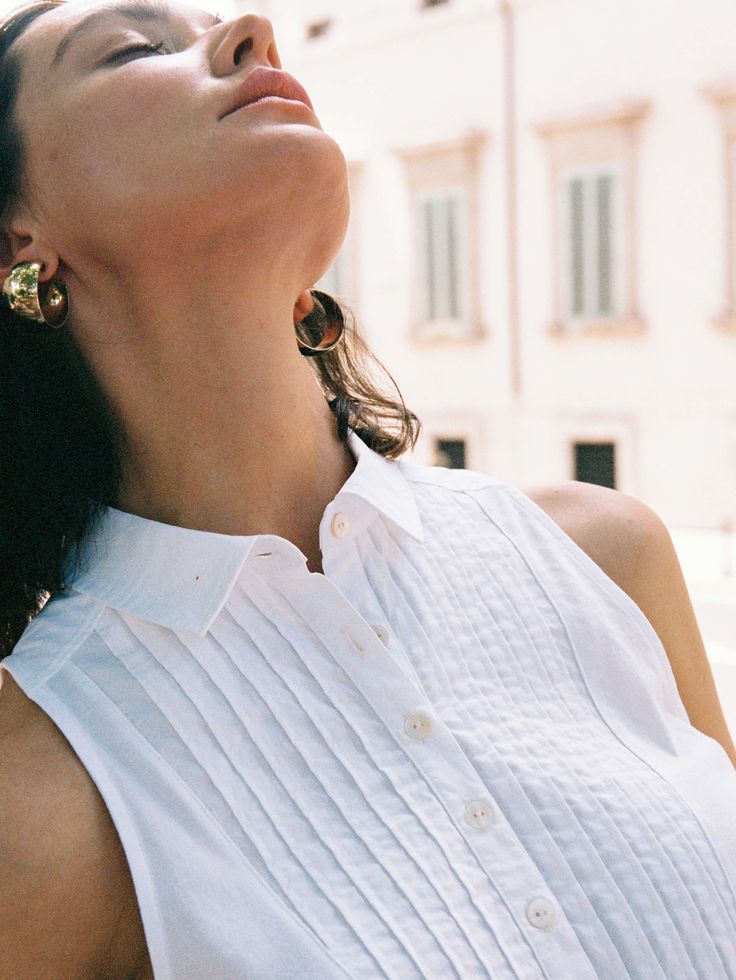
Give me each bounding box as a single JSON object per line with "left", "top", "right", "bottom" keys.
{"left": 499, "top": 0, "right": 522, "bottom": 404}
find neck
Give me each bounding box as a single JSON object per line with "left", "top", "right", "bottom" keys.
{"left": 117, "top": 383, "right": 354, "bottom": 572}
{"left": 73, "top": 261, "right": 356, "bottom": 573}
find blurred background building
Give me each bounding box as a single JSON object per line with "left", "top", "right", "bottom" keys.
{"left": 248, "top": 0, "right": 736, "bottom": 728}
{"left": 0, "top": 0, "right": 731, "bottom": 726}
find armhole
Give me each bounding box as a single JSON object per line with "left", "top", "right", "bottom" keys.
{"left": 497, "top": 482, "right": 690, "bottom": 713}
{"left": 500, "top": 483, "right": 653, "bottom": 619}
{"left": 0, "top": 663, "right": 137, "bottom": 979}
{"left": 1, "top": 667, "right": 171, "bottom": 978}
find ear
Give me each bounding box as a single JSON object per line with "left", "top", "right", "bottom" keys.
{"left": 0, "top": 215, "right": 61, "bottom": 286}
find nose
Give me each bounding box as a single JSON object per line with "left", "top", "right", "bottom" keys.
{"left": 211, "top": 13, "right": 282, "bottom": 76}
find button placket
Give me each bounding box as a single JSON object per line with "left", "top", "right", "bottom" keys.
{"left": 279, "top": 573, "right": 588, "bottom": 973}
{"left": 339, "top": 626, "right": 370, "bottom": 658}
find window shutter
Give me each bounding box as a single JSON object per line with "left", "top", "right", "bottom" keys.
{"left": 423, "top": 198, "right": 437, "bottom": 320}
{"left": 420, "top": 192, "right": 464, "bottom": 323}
{"left": 446, "top": 196, "right": 460, "bottom": 318}
{"left": 565, "top": 168, "right": 618, "bottom": 322}
{"left": 569, "top": 177, "right": 585, "bottom": 317}
{"left": 597, "top": 174, "right": 613, "bottom": 316}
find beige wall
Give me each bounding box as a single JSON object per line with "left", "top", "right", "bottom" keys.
{"left": 249, "top": 0, "right": 736, "bottom": 729}
{"left": 256, "top": 0, "right": 736, "bottom": 519}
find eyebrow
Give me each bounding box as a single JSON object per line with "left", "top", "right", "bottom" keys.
{"left": 50, "top": 0, "right": 218, "bottom": 68}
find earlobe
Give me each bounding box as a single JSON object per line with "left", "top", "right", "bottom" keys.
{"left": 0, "top": 218, "right": 60, "bottom": 285}
{"left": 0, "top": 226, "right": 67, "bottom": 329}
{"left": 2, "top": 260, "right": 68, "bottom": 328}
{"left": 4, "top": 250, "right": 60, "bottom": 284}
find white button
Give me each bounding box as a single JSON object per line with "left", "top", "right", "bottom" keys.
{"left": 372, "top": 624, "right": 390, "bottom": 645}
{"left": 330, "top": 512, "right": 350, "bottom": 538}
{"left": 526, "top": 897, "right": 556, "bottom": 930}
{"left": 464, "top": 798, "right": 496, "bottom": 830}
{"left": 403, "top": 710, "right": 433, "bottom": 741}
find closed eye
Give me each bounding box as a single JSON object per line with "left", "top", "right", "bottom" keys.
{"left": 105, "top": 40, "right": 167, "bottom": 63}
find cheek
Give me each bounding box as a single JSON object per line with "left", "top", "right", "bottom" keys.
{"left": 29, "top": 76, "right": 202, "bottom": 220}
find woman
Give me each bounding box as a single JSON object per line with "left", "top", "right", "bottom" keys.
{"left": 0, "top": 1, "right": 734, "bottom": 977}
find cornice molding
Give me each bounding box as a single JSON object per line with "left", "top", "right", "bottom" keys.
{"left": 392, "top": 130, "right": 490, "bottom": 161}
{"left": 703, "top": 82, "right": 736, "bottom": 137}
{"left": 702, "top": 80, "right": 736, "bottom": 107}
{"left": 533, "top": 98, "right": 651, "bottom": 140}
{"left": 713, "top": 311, "right": 736, "bottom": 335}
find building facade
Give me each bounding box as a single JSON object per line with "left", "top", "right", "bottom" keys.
{"left": 253, "top": 0, "right": 735, "bottom": 522}
{"left": 244, "top": 0, "right": 736, "bottom": 722}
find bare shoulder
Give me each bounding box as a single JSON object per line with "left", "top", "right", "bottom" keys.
{"left": 519, "top": 482, "right": 736, "bottom": 764}
{"left": 518, "top": 479, "right": 666, "bottom": 594}
{"left": 0, "top": 667, "right": 151, "bottom": 979}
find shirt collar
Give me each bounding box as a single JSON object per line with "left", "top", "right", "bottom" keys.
{"left": 64, "top": 429, "right": 424, "bottom": 635}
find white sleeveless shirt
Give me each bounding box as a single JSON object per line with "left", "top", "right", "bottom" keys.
{"left": 3, "top": 429, "right": 735, "bottom": 979}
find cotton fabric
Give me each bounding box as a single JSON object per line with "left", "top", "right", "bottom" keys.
{"left": 3, "top": 429, "right": 735, "bottom": 979}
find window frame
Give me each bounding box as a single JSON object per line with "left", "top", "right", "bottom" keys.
{"left": 573, "top": 439, "right": 618, "bottom": 490}
{"left": 534, "top": 100, "right": 649, "bottom": 336}
{"left": 704, "top": 83, "right": 736, "bottom": 333}
{"left": 559, "top": 161, "right": 625, "bottom": 329}
{"left": 416, "top": 185, "right": 469, "bottom": 327}
{"left": 432, "top": 436, "right": 468, "bottom": 470}
{"left": 396, "top": 133, "right": 487, "bottom": 343}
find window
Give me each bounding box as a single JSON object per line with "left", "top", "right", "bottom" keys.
{"left": 418, "top": 189, "right": 465, "bottom": 323}
{"left": 306, "top": 19, "right": 331, "bottom": 40}
{"left": 705, "top": 84, "right": 736, "bottom": 333}
{"left": 535, "top": 100, "right": 649, "bottom": 334}
{"left": 397, "top": 134, "right": 487, "bottom": 340}
{"left": 574, "top": 441, "right": 616, "bottom": 489}
{"left": 433, "top": 438, "right": 466, "bottom": 469}
{"left": 730, "top": 137, "right": 736, "bottom": 323}
{"left": 563, "top": 165, "right": 622, "bottom": 324}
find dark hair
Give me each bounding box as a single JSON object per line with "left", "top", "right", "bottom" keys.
{"left": 0, "top": 0, "right": 421, "bottom": 659}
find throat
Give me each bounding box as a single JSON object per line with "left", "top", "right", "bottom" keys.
{"left": 305, "top": 552, "right": 324, "bottom": 575}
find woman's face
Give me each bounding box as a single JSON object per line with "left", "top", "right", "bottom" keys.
{"left": 10, "top": 0, "right": 348, "bottom": 277}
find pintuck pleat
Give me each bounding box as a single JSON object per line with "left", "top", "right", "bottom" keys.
{"left": 5, "top": 442, "right": 736, "bottom": 979}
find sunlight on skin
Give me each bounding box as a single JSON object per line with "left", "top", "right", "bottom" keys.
{"left": 0, "top": 0, "right": 236, "bottom": 16}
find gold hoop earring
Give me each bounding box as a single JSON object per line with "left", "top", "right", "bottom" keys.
{"left": 2, "top": 261, "right": 68, "bottom": 328}
{"left": 294, "top": 289, "right": 345, "bottom": 356}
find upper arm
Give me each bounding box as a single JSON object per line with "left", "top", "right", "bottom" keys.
{"left": 523, "top": 481, "right": 736, "bottom": 768}
{"left": 0, "top": 668, "right": 139, "bottom": 979}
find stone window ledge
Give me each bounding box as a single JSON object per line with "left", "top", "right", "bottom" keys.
{"left": 409, "top": 321, "right": 488, "bottom": 344}
{"left": 547, "top": 316, "right": 646, "bottom": 338}
{"left": 714, "top": 310, "right": 736, "bottom": 334}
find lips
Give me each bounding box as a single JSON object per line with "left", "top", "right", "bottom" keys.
{"left": 222, "top": 66, "right": 314, "bottom": 118}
